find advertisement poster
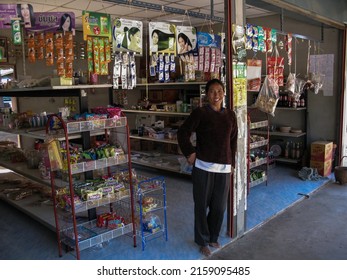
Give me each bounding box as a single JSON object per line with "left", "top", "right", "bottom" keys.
{"left": 0, "top": 3, "right": 36, "bottom": 29}
{"left": 82, "top": 11, "right": 111, "bottom": 41}
{"left": 233, "top": 78, "right": 247, "bottom": 107}
{"left": 176, "top": 26, "right": 197, "bottom": 55}
{"left": 0, "top": 4, "right": 18, "bottom": 29}
{"left": 247, "top": 59, "right": 262, "bottom": 92}
{"left": 112, "top": 18, "right": 143, "bottom": 55}
{"left": 148, "top": 22, "right": 176, "bottom": 54}
{"left": 0, "top": 4, "right": 75, "bottom": 35}
{"left": 28, "top": 12, "right": 75, "bottom": 34}
{"left": 197, "top": 32, "right": 221, "bottom": 48}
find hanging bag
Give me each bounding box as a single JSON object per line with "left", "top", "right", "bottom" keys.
{"left": 254, "top": 75, "right": 279, "bottom": 116}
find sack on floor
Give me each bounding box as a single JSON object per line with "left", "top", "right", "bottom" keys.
{"left": 298, "top": 167, "right": 323, "bottom": 181}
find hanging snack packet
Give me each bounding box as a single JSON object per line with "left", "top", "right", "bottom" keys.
{"left": 45, "top": 32, "right": 54, "bottom": 66}
{"left": 257, "top": 26, "right": 265, "bottom": 52}
{"left": 87, "top": 37, "right": 94, "bottom": 73}
{"left": 254, "top": 76, "right": 279, "bottom": 116}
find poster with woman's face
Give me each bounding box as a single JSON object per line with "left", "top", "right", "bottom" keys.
{"left": 28, "top": 12, "right": 75, "bottom": 35}
{"left": 113, "top": 18, "right": 143, "bottom": 55}
{"left": 148, "top": 22, "right": 176, "bottom": 54}
{"left": 176, "top": 26, "right": 197, "bottom": 55}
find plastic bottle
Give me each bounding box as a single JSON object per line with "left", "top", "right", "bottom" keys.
{"left": 285, "top": 142, "right": 289, "bottom": 158}
{"left": 291, "top": 142, "right": 296, "bottom": 159}
{"left": 296, "top": 142, "right": 301, "bottom": 159}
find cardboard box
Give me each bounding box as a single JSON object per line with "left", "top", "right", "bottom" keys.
{"left": 310, "top": 141, "right": 333, "bottom": 161}
{"left": 310, "top": 159, "right": 332, "bottom": 177}
{"left": 50, "top": 77, "right": 73, "bottom": 86}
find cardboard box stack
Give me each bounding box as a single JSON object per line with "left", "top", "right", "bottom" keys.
{"left": 310, "top": 141, "right": 333, "bottom": 176}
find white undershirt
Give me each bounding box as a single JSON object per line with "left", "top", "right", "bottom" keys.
{"left": 195, "top": 158, "right": 232, "bottom": 173}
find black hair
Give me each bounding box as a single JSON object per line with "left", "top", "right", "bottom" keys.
{"left": 151, "top": 30, "right": 159, "bottom": 37}
{"left": 178, "top": 33, "right": 192, "bottom": 48}
{"left": 151, "top": 29, "right": 175, "bottom": 51}
{"left": 58, "top": 13, "right": 72, "bottom": 31}
{"left": 122, "top": 27, "right": 140, "bottom": 49}
{"left": 16, "top": 4, "right": 35, "bottom": 26}
{"left": 127, "top": 27, "right": 140, "bottom": 40}
{"left": 205, "top": 79, "right": 224, "bottom": 93}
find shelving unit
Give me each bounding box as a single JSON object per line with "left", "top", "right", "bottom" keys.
{"left": 247, "top": 110, "right": 270, "bottom": 192}
{"left": 45, "top": 114, "right": 137, "bottom": 260}
{"left": 0, "top": 84, "right": 136, "bottom": 259}
{"left": 270, "top": 106, "right": 307, "bottom": 165}
{"left": 135, "top": 175, "right": 168, "bottom": 251}
{"left": 122, "top": 82, "right": 205, "bottom": 175}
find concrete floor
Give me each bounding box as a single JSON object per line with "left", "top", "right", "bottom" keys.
{"left": 209, "top": 180, "right": 347, "bottom": 260}
{"left": 1, "top": 169, "right": 344, "bottom": 260}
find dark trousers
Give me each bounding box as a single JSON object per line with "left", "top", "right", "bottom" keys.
{"left": 192, "top": 166, "right": 231, "bottom": 246}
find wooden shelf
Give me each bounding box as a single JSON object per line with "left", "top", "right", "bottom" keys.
{"left": 250, "top": 158, "right": 268, "bottom": 168}
{"left": 250, "top": 175, "right": 267, "bottom": 188}
{"left": 250, "top": 120, "right": 269, "bottom": 129}
{"left": 130, "top": 135, "right": 178, "bottom": 145}
{"left": 255, "top": 130, "right": 306, "bottom": 138}
{"left": 0, "top": 84, "right": 112, "bottom": 97}
{"left": 131, "top": 151, "right": 191, "bottom": 175}
{"left": 275, "top": 157, "right": 302, "bottom": 164}
{"left": 0, "top": 159, "right": 61, "bottom": 188}
{"left": 136, "top": 82, "right": 205, "bottom": 87}
{"left": 123, "top": 109, "right": 190, "bottom": 117}
{"left": 250, "top": 139, "right": 268, "bottom": 149}
{"left": 276, "top": 107, "right": 307, "bottom": 111}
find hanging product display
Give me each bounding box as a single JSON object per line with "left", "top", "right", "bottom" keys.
{"left": 113, "top": 18, "right": 143, "bottom": 55}
{"left": 27, "top": 32, "right": 35, "bottom": 63}
{"left": 286, "top": 33, "right": 293, "bottom": 65}
{"left": 233, "top": 77, "right": 247, "bottom": 107}
{"left": 267, "top": 51, "right": 284, "bottom": 86}
{"left": 246, "top": 23, "right": 277, "bottom": 54}
{"left": 87, "top": 37, "right": 109, "bottom": 75}
{"left": 112, "top": 52, "right": 136, "bottom": 89}
{"left": 11, "top": 19, "right": 22, "bottom": 45}
{"left": 246, "top": 59, "right": 262, "bottom": 92}
{"left": 231, "top": 25, "right": 246, "bottom": 60}
{"left": 148, "top": 22, "right": 176, "bottom": 54}
{"left": 176, "top": 26, "right": 197, "bottom": 55}
{"left": 36, "top": 32, "right": 44, "bottom": 60}
{"left": 11, "top": 11, "right": 76, "bottom": 78}
{"left": 45, "top": 32, "right": 54, "bottom": 66}
{"left": 147, "top": 21, "right": 177, "bottom": 82}
{"left": 28, "top": 12, "right": 76, "bottom": 35}
{"left": 82, "top": 11, "right": 111, "bottom": 41}
{"left": 232, "top": 24, "right": 247, "bottom": 107}
{"left": 246, "top": 23, "right": 256, "bottom": 51}
{"left": 180, "top": 53, "right": 194, "bottom": 82}
{"left": 83, "top": 11, "right": 112, "bottom": 78}
{"left": 254, "top": 76, "right": 279, "bottom": 116}
{"left": 197, "top": 32, "right": 222, "bottom": 79}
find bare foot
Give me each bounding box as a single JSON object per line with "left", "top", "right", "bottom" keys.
{"left": 200, "top": 246, "right": 211, "bottom": 257}
{"left": 209, "top": 242, "right": 221, "bottom": 248}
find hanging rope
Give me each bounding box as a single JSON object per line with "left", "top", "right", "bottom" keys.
{"left": 306, "top": 40, "right": 311, "bottom": 78}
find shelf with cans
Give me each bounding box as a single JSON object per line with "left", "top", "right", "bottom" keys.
{"left": 247, "top": 109, "right": 271, "bottom": 191}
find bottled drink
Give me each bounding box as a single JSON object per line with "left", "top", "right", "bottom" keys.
{"left": 291, "top": 142, "right": 296, "bottom": 159}
{"left": 296, "top": 142, "right": 301, "bottom": 159}
{"left": 285, "top": 142, "right": 289, "bottom": 158}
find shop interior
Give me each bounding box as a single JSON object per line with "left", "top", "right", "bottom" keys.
{"left": 0, "top": 0, "right": 342, "bottom": 259}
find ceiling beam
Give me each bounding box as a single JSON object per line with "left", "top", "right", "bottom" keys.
{"left": 104, "top": 0, "right": 224, "bottom": 22}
